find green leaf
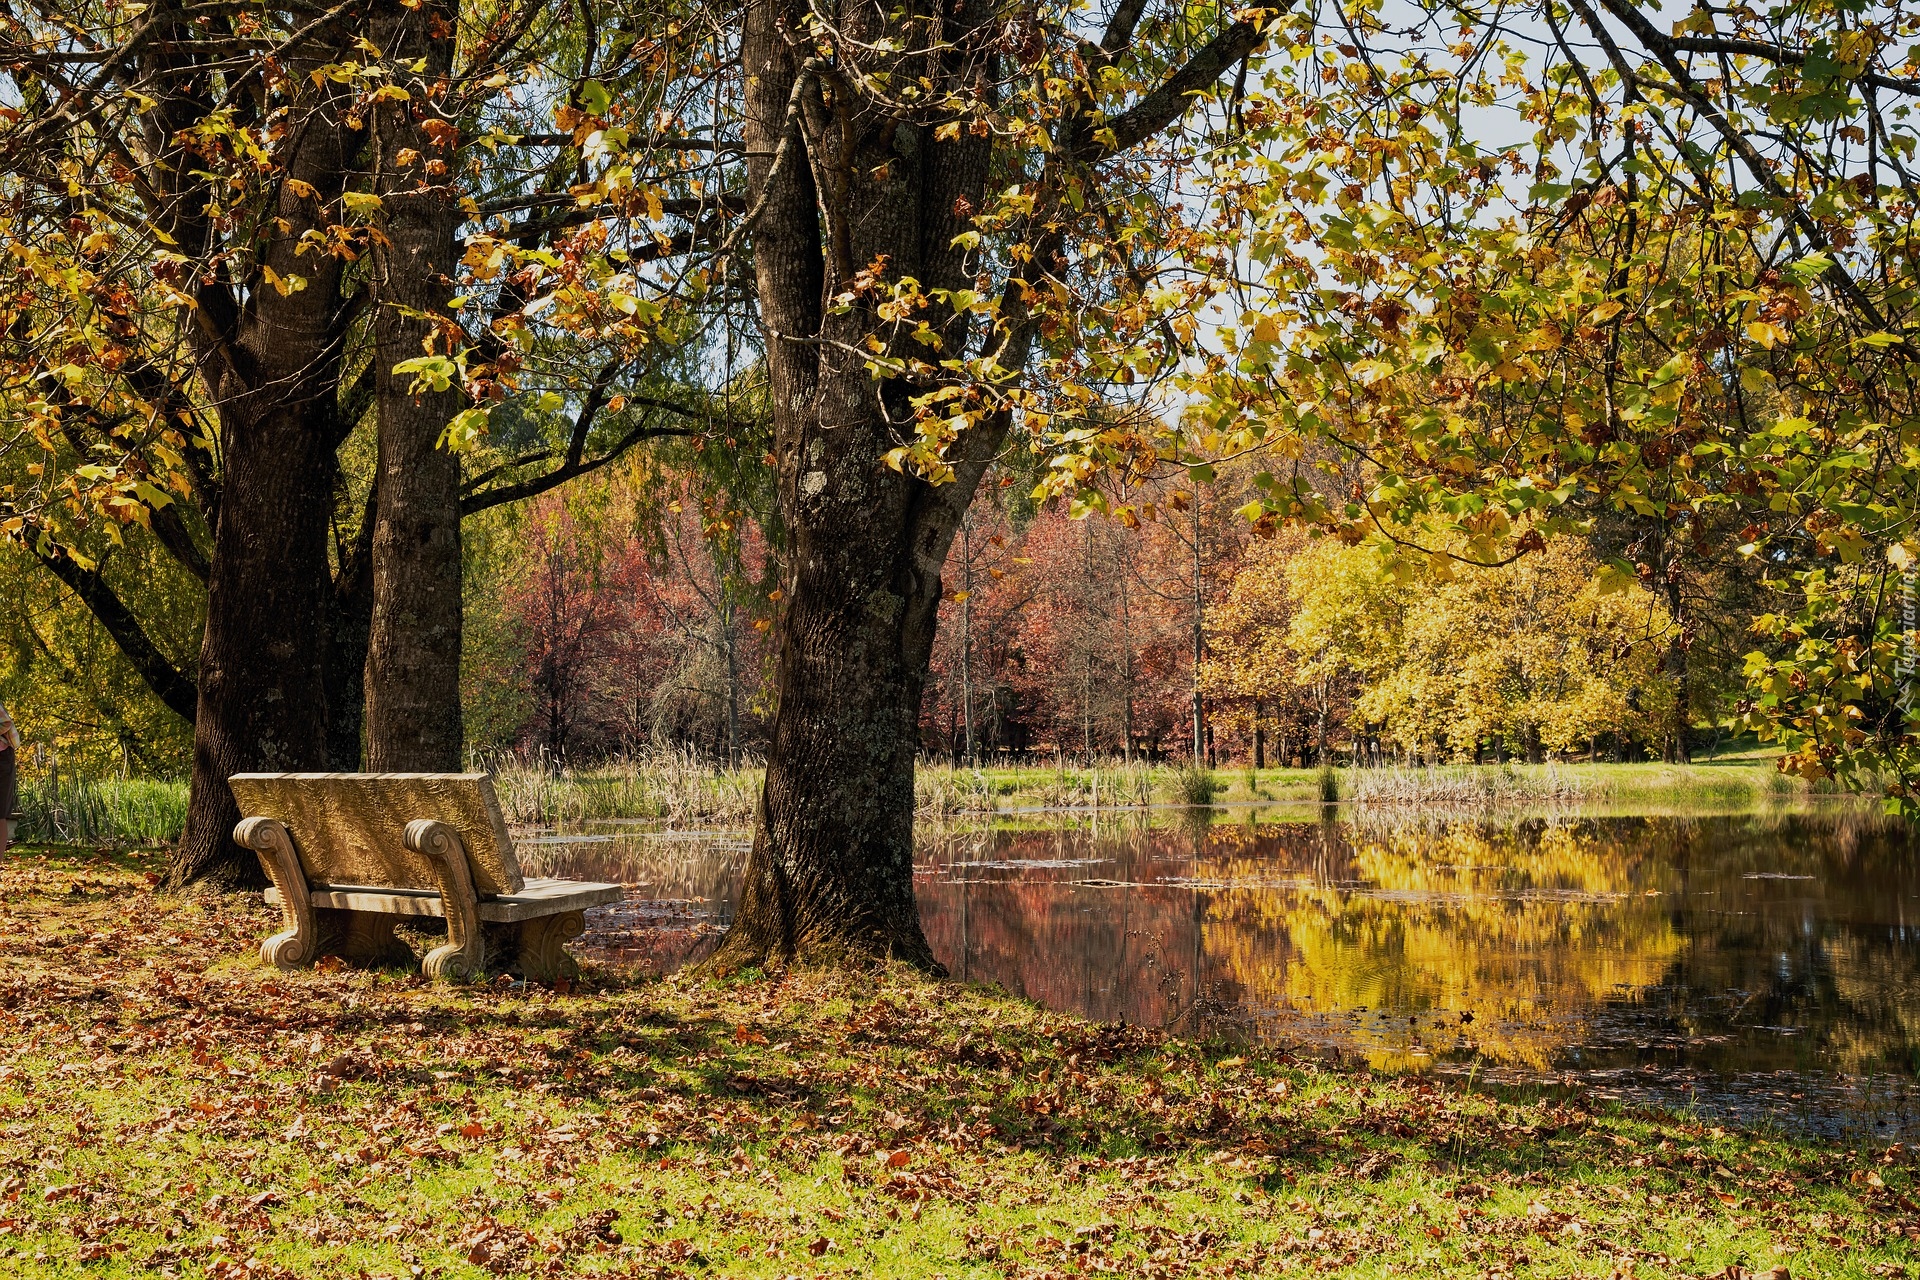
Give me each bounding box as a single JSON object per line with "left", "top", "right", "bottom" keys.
{"left": 438, "top": 406, "right": 491, "bottom": 452}
{"left": 130, "top": 481, "right": 174, "bottom": 510}
{"left": 393, "top": 355, "right": 458, "bottom": 393}
{"left": 576, "top": 79, "right": 611, "bottom": 117}
{"left": 1787, "top": 251, "right": 1833, "bottom": 280}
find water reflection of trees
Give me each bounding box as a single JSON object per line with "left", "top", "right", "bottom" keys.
{"left": 1202, "top": 819, "right": 1683, "bottom": 1070}
{"left": 917, "top": 810, "right": 1920, "bottom": 1078}
{"left": 532, "top": 810, "right": 1920, "bottom": 1080}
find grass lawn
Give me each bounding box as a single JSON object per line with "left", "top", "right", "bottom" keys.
{"left": 0, "top": 844, "right": 1912, "bottom": 1278}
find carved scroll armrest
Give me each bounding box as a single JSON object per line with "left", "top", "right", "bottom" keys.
{"left": 405, "top": 819, "right": 485, "bottom": 982}
{"left": 236, "top": 817, "right": 315, "bottom": 970}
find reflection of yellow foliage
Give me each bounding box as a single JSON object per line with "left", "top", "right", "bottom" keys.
{"left": 1200, "top": 820, "right": 1682, "bottom": 1070}
{"left": 1822, "top": 934, "right": 1920, "bottom": 1075}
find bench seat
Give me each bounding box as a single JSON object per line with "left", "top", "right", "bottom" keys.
{"left": 268, "top": 877, "right": 622, "bottom": 921}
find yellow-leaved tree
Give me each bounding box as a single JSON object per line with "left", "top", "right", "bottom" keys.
{"left": 1218, "top": 533, "right": 1676, "bottom": 762}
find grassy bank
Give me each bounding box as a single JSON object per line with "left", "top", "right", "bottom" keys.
{"left": 0, "top": 845, "right": 1911, "bottom": 1279}
{"left": 5, "top": 744, "right": 1849, "bottom": 847}
{"left": 919, "top": 754, "right": 1837, "bottom": 814}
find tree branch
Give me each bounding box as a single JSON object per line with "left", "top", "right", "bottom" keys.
{"left": 1090, "top": 19, "right": 1266, "bottom": 157}
{"left": 1100, "top": 0, "right": 1153, "bottom": 59}
{"left": 32, "top": 542, "right": 199, "bottom": 723}
{"left": 1665, "top": 34, "right": 1920, "bottom": 96}
{"left": 146, "top": 501, "right": 211, "bottom": 585}
{"left": 460, "top": 422, "right": 699, "bottom": 515}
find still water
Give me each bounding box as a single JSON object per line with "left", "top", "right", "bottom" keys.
{"left": 521, "top": 805, "right": 1920, "bottom": 1138}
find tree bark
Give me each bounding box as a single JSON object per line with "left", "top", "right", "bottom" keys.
{"left": 363, "top": 0, "right": 466, "bottom": 772}
{"left": 704, "top": 0, "right": 1261, "bottom": 971}
{"left": 171, "top": 27, "right": 363, "bottom": 889}
{"left": 326, "top": 480, "right": 379, "bottom": 770}
{"left": 179, "top": 407, "right": 342, "bottom": 887}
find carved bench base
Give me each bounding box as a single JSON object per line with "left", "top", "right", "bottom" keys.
{"left": 259, "top": 876, "right": 618, "bottom": 982}
{"left": 485, "top": 912, "right": 586, "bottom": 983}
{"left": 314, "top": 908, "right": 419, "bottom": 969}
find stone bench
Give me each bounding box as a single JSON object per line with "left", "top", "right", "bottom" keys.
{"left": 230, "top": 772, "right": 620, "bottom": 982}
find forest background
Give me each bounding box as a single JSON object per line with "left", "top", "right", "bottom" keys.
{"left": 4, "top": 0, "right": 1914, "bottom": 864}
{"left": 2, "top": 435, "right": 1720, "bottom": 778}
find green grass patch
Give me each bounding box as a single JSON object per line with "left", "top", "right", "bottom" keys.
{"left": 0, "top": 846, "right": 1909, "bottom": 1277}
{"left": 14, "top": 774, "right": 188, "bottom": 845}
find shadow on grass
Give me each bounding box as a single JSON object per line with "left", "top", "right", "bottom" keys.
{"left": 0, "top": 841, "right": 1851, "bottom": 1209}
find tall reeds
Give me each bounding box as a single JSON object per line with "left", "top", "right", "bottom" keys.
{"left": 1341, "top": 763, "right": 1586, "bottom": 806}
{"left": 1175, "top": 762, "right": 1222, "bottom": 806}
{"left": 485, "top": 747, "right": 762, "bottom": 826}
{"left": 16, "top": 771, "right": 188, "bottom": 844}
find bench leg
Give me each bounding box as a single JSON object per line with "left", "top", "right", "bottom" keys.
{"left": 516, "top": 912, "right": 586, "bottom": 984}
{"left": 315, "top": 909, "right": 417, "bottom": 968}
{"left": 236, "top": 818, "right": 315, "bottom": 970}
{"left": 406, "top": 819, "right": 485, "bottom": 982}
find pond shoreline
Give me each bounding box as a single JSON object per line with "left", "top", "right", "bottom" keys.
{"left": 6, "top": 753, "right": 1861, "bottom": 845}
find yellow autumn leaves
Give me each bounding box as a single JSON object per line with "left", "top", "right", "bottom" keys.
{"left": 1205, "top": 533, "right": 1678, "bottom": 760}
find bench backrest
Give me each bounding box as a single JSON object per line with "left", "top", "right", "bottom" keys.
{"left": 227, "top": 773, "right": 524, "bottom": 895}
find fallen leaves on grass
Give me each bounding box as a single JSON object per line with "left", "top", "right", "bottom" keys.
{"left": 0, "top": 846, "right": 1908, "bottom": 1279}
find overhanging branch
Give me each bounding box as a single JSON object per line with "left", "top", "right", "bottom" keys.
{"left": 1089, "top": 19, "right": 1266, "bottom": 157}
{"left": 32, "top": 542, "right": 199, "bottom": 723}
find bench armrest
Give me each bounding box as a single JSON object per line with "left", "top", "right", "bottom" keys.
{"left": 404, "top": 819, "right": 485, "bottom": 981}
{"left": 236, "top": 817, "right": 315, "bottom": 969}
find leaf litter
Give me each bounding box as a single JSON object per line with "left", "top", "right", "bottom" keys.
{"left": 0, "top": 847, "right": 1912, "bottom": 1277}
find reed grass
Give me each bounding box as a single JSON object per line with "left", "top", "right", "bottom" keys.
{"left": 1344, "top": 763, "right": 1588, "bottom": 806}
{"left": 15, "top": 772, "right": 188, "bottom": 845}
{"left": 484, "top": 747, "right": 761, "bottom": 826}
{"left": 914, "top": 765, "right": 995, "bottom": 815}
{"left": 1336, "top": 760, "right": 1846, "bottom": 808}
{"left": 1175, "top": 762, "right": 1222, "bottom": 806}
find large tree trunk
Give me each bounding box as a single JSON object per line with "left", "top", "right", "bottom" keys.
{"left": 363, "top": 0, "right": 465, "bottom": 772}
{"left": 705, "top": 0, "right": 1259, "bottom": 970}
{"left": 177, "top": 409, "right": 341, "bottom": 887}
{"left": 703, "top": 0, "right": 991, "bottom": 972}
{"left": 170, "top": 34, "right": 362, "bottom": 889}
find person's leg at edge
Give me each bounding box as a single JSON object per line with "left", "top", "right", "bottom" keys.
{"left": 0, "top": 746, "right": 15, "bottom": 860}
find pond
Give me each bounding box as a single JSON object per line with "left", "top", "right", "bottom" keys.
{"left": 520, "top": 804, "right": 1920, "bottom": 1140}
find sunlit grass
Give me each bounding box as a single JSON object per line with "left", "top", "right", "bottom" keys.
{"left": 484, "top": 747, "right": 762, "bottom": 826}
